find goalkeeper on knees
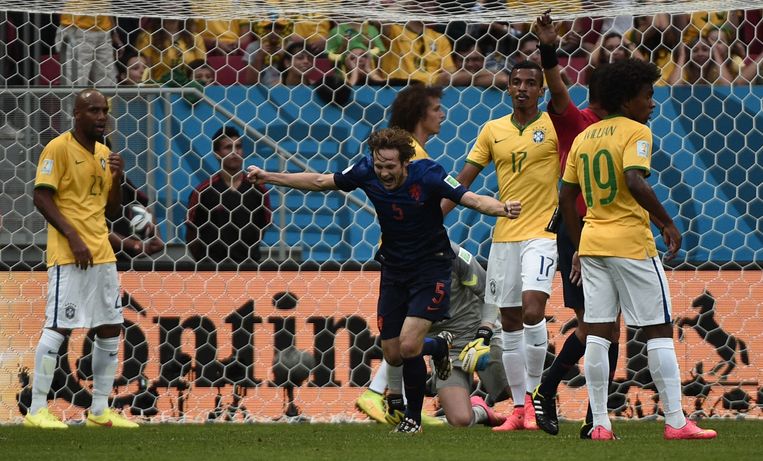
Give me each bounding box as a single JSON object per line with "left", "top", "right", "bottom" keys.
{"left": 459, "top": 325, "right": 494, "bottom": 374}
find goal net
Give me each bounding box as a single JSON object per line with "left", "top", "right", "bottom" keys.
{"left": 0, "top": 1, "right": 761, "bottom": 423}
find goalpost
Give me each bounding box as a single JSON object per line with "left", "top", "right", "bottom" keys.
{"left": 0, "top": 0, "right": 761, "bottom": 423}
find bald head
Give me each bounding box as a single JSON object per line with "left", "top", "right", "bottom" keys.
{"left": 74, "top": 89, "right": 107, "bottom": 113}
{"left": 73, "top": 89, "right": 109, "bottom": 143}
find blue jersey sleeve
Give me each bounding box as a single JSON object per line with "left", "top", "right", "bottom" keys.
{"left": 333, "top": 156, "right": 372, "bottom": 192}
{"left": 425, "top": 161, "right": 468, "bottom": 204}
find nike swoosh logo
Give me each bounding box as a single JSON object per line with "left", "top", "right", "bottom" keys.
{"left": 89, "top": 418, "right": 113, "bottom": 427}
{"left": 462, "top": 274, "right": 478, "bottom": 287}
{"left": 47, "top": 350, "right": 58, "bottom": 355}
{"left": 75, "top": 160, "right": 85, "bottom": 164}
{"left": 533, "top": 342, "right": 547, "bottom": 347}
{"left": 494, "top": 137, "right": 510, "bottom": 144}
{"left": 109, "top": 352, "right": 118, "bottom": 357}
{"left": 536, "top": 277, "right": 548, "bottom": 282}
{"left": 426, "top": 306, "right": 440, "bottom": 312}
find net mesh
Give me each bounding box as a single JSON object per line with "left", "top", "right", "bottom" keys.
{"left": 0, "top": 1, "right": 761, "bottom": 423}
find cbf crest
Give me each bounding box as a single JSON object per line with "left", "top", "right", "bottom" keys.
{"left": 100, "top": 158, "right": 107, "bottom": 170}
{"left": 64, "top": 302, "right": 76, "bottom": 320}
{"left": 532, "top": 129, "right": 546, "bottom": 144}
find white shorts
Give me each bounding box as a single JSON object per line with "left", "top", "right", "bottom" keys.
{"left": 44, "top": 263, "right": 123, "bottom": 329}
{"left": 485, "top": 239, "right": 557, "bottom": 307}
{"left": 581, "top": 256, "right": 673, "bottom": 327}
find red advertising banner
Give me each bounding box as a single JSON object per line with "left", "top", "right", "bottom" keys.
{"left": 1, "top": 270, "right": 761, "bottom": 423}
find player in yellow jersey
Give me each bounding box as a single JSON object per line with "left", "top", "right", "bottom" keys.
{"left": 389, "top": 84, "right": 446, "bottom": 161}
{"left": 560, "top": 58, "right": 716, "bottom": 441}
{"left": 25, "top": 89, "right": 137, "bottom": 429}
{"left": 355, "top": 84, "right": 447, "bottom": 425}
{"left": 444, "top": 60, "right": 559, "bottom": 431}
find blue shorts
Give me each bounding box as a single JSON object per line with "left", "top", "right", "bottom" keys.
{"left": 376, "top": 259, "right": 452, "bottom": 340}
{"left": 557, "top": 214, "right": 585, "bottom": 311}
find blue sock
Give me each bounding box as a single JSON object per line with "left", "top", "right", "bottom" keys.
{"left": 402, "top": 356, "right": 427, "bottom": 424}
{"left": 539, "top": 332, "right": 585, "bottom": 397}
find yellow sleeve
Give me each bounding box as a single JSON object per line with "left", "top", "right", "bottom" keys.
{"left": 35, "top": 140, "right": 66, "bottom": 191}
{"left": 623, "top": 125, "right": 652, "bottom": 175}
{"left": 466, "top": 124, "right": 494, "bottom": 168}
{"left": 562, "top": 138, "right": 580, "bottom": 185}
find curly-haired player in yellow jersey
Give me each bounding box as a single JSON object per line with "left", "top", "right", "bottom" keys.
{"left": 560, "top": 58, "right": 716, "bottom": 441}
{"left": 25, "top": 89, "right": 137, "bottom": 429}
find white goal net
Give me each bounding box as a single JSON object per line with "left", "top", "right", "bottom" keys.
{"left": 0, "top": 0, "right": 761, "bottom": 423}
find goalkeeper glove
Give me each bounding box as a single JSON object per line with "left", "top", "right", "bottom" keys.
{"left": 458, "top": 327, "right": 493, "bottom": 373}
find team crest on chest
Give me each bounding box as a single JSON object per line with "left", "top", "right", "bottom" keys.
{"left": 408, "top": 184, "right": 422, "bottom": 201}
{"left": 532, "top": 129, "right": 546, "bottom": 144}
{"left": 100, "top": 158, "right": 107, "bottom": 170}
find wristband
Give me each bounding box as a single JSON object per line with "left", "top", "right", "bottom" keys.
{"left": 539, "top": 43, "right": 559, "bottom": 69}
{"left": 475, "top": 327, "right": 493, "bottom": 343}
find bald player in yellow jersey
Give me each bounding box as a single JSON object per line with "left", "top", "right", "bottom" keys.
{"left": 26, "top": 89, "right": 137, "bottom": 430}
{"left": 355, "top": 84, "right": 447, "bottom": 424}
{"left": 560, "top": 58, "right": 716, "bottom": 441}
{"left": 443, "top": 60, "right": 559, "bottom": 432}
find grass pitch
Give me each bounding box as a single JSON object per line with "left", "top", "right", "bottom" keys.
{"left": 0, "top": 420, "right": 759, "bottom": 461}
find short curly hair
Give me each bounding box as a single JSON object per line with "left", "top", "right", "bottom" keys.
{"left": 388, "top": 84, "right": 444, "bottom": 134}
{"left": 599, "top": 58, "right": 661, "bottom": 114}
{"left": 368, "top": 127, "right": 416, "bottom": 163}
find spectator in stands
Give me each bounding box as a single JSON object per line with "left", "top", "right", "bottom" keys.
{"left": 380, "top": 18, "right": 456, "bottom": 85}
{"left": 623, "top": 14, "right": 683, "bottom": 85}
{"left": 194, "top": 18, "right": 249, "bottom": 55}
{"left": 281, "top": 41, "right": 318, "bottom": 85}
{"left": 190, "top": 59, "right": 215, "bottom": 86}
{"left": 56, "top": 11, "right": 119, "bottom": 87}
{"left": 292, "top": 15, "right": 333, "bottom": 55}
{"left": 557, "top": 18, "right": 599, "bottom": 57}
{"left": 117, "top": 51, "right": 148, "bottom": 85}
{"left": 584, "top": 32, "right": 632, "bottom": 82}
{"left": 108, "top": 177, "right": 165, "bottom": 261}
{"left": 439, "top": 40, "right": 509, "bottom": 88}
{"left": 326, "top": 21, "right": 386, "bottom": 61}
{"left": 242, "top": 19, "right": 293, "bottom": 86}
{"left": 666, "top": 35, "right": 733, "bottom": 85}
{"left": 339, "top": 40, "right": 386, "bottom": 86}
{"left": 682, "top": 10, "right": 744, "bottom": 47}
{"left": 186, "top": 126, "right": 271, "bottom": 265}
{"left": 136, "top": 18, "right": 206, "bottom": 84}
{"left": 56, "top": 9, "right": 120, "bottom": 130}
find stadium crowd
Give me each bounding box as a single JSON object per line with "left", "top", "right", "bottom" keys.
{"left": 2, "top": 6, "right": 763, "bottom": 89}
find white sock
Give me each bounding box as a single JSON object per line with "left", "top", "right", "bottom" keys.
{"left": 501, "top": 330, "right": 526, "bottom": 406}
{"left": 368, "top": 360, "right": 389, "bottom": 394}
{"left": 387, "top": 361, "right": 403, "bottom": 396}
{"left": 90, "top": 335, "right": 120, "bottom": 416}
{"left": 647, "top": 337, "right": 686, "bottom": 429}
{"left": 523, "top": 320, "right": 548, "bottom": 393}
{"left": 471, "top": 403, "right": 488, "bottom": 426}
{"left": 30, "top": 329, "right": 66, "bottom": 414}
{"left": 585, "top": 335, "right": 612, "bottom": 431}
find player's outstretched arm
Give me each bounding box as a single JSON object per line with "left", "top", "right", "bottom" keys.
{"left": 441, "top": 163, "right": 481, "bottom": 216}
{"left": 624, "top": 169, "right": 681, "bottom": 259}
{"left": 534, "top": 11, "right": 570, "bottom": 114}
{"left": 246, "top": 165, "right": 338, "bottom": 191}
{"left": 459, "top": 191, "right": 520, "bottom": 218}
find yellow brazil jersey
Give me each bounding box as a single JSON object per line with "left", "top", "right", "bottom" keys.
{"left": 411, "top": 138, "right": 429, "bottom": 161}
{"left": 60, "top": 0, "right": 113, "bottom": 31}
{"left": 34, "top": 132, "right": 116, "bottom": 267}
{"left": 380, "top": 24, "right": 456, "bottom": 85}
{"left": 562, "top": 116, "right": 657, "bottom": 259}
{"left": 466, "top": 112, "right": 559, "bottom": 242}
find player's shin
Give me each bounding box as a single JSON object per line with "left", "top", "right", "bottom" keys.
{"left": 90, "top": 335, "right": 120, "bottom": 416}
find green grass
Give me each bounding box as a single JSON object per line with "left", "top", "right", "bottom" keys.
{"left": 0, "top": 420, "right": 759, "bottom": 461}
